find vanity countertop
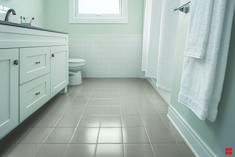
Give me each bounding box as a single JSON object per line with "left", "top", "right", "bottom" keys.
{"left": 0, "top": 20, "right": 68, "bottom": 34}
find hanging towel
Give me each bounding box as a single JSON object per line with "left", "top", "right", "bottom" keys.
{"left": 184, "top": 0, "right": 214, "bottom": 59}
{"left": 178, "top": 0, "right": 234, "bottom": 121}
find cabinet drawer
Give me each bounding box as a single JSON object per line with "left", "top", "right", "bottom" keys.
{"left": 20, "top": 47, "right": 50, "bottom": 84}
{"left": 20, "top": 74, "right": 50, "bottom": 122}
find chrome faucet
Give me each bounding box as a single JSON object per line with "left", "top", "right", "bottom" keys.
{"left": 5, "top": 9, "right": 16, "bottom": 22}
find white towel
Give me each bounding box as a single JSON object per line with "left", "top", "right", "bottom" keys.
{"left": 184, "top": 0, "right": 214, "bottom": 59}
{"left": 178, "top": 0, "right": 234, "bottom": 121}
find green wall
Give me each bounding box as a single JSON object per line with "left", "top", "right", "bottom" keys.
{"left": 43, "top": 0, "right": 144, "bottom": 34}
{"left": 170, "top": 7, "right": 235, "bottom": 157}
{"left": 0, "top": 0, "right": 45, "bottom": 27}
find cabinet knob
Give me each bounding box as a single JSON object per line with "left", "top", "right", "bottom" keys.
{"left": 35, "top": 91, "right": 40, "bottom": 95}
{"left": 52, "top": 54, "right": 55, "bottom": 57}
{"left": 35, "top": 61, "right": 40, "bottom": 64}
{"left": 13, "top": 60, "right": 19, "bottom": 65}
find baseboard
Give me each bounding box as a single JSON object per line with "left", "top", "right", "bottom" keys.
{"left": 167, "top": 105, "right": 217, "bottom": 157}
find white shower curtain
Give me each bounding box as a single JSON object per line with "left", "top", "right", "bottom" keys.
{"left": 141, "top": 0, "right": 152, "bottom": 72}
{"left": 142, "top": 0, "right": 179, "bottom": 91}
{"left": 142, "top": 0, "right": 163, "bottom": 78}
{"left": 156, "top": 0, "right": 180, "bottom": 91}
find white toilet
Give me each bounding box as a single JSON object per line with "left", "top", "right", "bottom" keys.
{"left": 69, "top": 58, "right": 86, "bottom": 85}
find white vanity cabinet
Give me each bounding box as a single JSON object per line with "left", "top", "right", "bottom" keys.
{"left": 0, "top": 24, "right": 69, "bottom": 139}
{"left": 0, "top": 49, "right": 19, "bottom": 139}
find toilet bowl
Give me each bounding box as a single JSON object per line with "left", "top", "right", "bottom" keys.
{"left": 69, "top": 58, "right": 86, "bottom": 85}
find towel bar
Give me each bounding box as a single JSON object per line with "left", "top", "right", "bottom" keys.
{"left": 174, "top": 1, "right": 191, "bottom": 14}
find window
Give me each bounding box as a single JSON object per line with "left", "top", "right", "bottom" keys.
{"left": 69, "top": 0, "right": 128, "bottom": 23}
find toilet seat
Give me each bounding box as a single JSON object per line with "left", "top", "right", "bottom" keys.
{"left": 69, "top": 59, "right": 86, "bottom": 67}
{"left": 69, "top": 58, "right": 85, "bottom": 63}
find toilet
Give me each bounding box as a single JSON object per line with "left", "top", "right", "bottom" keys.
{"left": 69, "top": 58, "right": 86, "bottom": 85}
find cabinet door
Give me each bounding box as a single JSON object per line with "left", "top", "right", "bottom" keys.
{"left": 51, "top": 46, "right": 68, "bottom": 97}
{"left": 0, "top": 49, "right": 18, "bottom": 139}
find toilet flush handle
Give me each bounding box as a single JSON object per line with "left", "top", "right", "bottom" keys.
{"left": 52, "top": 53, "right": 55, "bottom": 57}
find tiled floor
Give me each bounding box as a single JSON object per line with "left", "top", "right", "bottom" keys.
{"left": 0, "top": 78, "right": 195, "bottom": 157}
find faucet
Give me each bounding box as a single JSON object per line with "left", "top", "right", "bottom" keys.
{"left": 5, "top": 9, "right": 16, "bottom": 22}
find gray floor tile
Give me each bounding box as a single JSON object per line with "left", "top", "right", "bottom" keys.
{"left": 141, "top": 115, "right": 166, "bottom": 127}
{"left": 78, "top": 116, "right": 100, "bottom": 127}
{"left": 146, "top": 127, "right": 176, "bottom": 143}
{"left": 63, "top": 106, "right": 84, "bottom": 116}
{"left": 123, "top": 127, "right": 149, "bottom": 144}
{"left": 0, "top": 126, "right": 30, "bottom": 145}
{"left": 84, "top": 106, "right": 121, "bottom": 116}
{"left": 5, "top": 144, "right": 40, "bottom": 157}
{"left": 71, "top": 128, "right": 99, "bottom": 144}
{"left": 100, "top": 116, "right": 122, "bottom": 127}
{"left": 153, "top": 143, "right": 185, "bottom": 157}
{"left": 19, "top": 128, "right": 52, "bottom": 144}
{"left": 35, "top": 144, "right": 67, "bottom": 157}
{"left": 169, "top": 127, "right": 185, "bottom": 143}
{"left": 121, "top": 106, "right": 140, "bottom": 115}
{"left": 45, "top": 128, "right": 75, "bottom": 144}
{"left": 88, "top": 98, "right": 120, "bottom": 106}
{"left": 124, "top": 144, "right": 155, "bottom": 157}
{"left": 0, "top": 144, "right": 14, "bottom": 157}
{"left": 64, "top": 144, "right": 96, "bottom": 157}
{"left": 0, "top": 79, "right": 194, "bottom": 157}
{"left": 71, "top": 96, "right": 89, "bottom": 106}
{"left": 160, "top": 113, "right": 174, "bottom": 128}
{"left": 33, "top": 115, "right": 60, "bottom": 128}
{"left": 178, "top": 143, "right": 195, "bottom": 157}
{"left": 98, "top": 128, "right": 123, "bottom": 143}
{"left": 138, "top": 104, "right": 158, "bottom": 115}
{"left": 154, "top": 106, "right": 169, "bottom": 114}
{"left": 122, "top": 115, "right": 144, "bottom": 127}
{"left": 55, "top": 116, "right": 80, "bottom": 128}
{"left": 96, "top": 144, "right": 124, "bottom": 157}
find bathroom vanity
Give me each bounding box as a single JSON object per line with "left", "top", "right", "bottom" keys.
{"left": 0, "top": 22, "right": 69, "bottom": 139}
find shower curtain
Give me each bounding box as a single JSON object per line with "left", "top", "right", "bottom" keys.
{"left": 142, "top": 0, "right": 180, "bottom": 91}
{"left": 142, "top": 0, "right": 163, "bottom": 78}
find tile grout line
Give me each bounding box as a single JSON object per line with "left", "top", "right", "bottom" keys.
{"left": 63, "top": 95, "right": 92, "bottom": 156}
{"left": 34, "top": 94, "right": 74, "bottom": 157}
{"left": 4, "top": 97, "right": 72, "bottom": 157}
{"left": 120, "top": 101, "right": 125, "bottom": 157}
{"left": 141, "top": 115, "right": 158, "bottom": 157}
{"left": 3, "top": 127, "right": 32, "bottom": 157}
{"left": 94, "top": 118, "right": 101, "bottom": 157}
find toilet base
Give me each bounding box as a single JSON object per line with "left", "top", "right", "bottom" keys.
{"left": 69, "top": 71, "right": 82, "bottom": 85}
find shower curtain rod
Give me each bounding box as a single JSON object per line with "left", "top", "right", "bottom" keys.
{"left": 173, "top": 1, "right": 191, "bottom": 14}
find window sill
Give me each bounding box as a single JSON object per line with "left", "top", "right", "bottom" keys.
{"left": 69, "top": 17, "right": 128, "bottom": 23}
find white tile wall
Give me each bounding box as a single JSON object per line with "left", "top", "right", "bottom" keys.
{"left": 69, "top": 34, "right": 144, "bottom": 78}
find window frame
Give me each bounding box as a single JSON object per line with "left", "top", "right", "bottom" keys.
{"left": 69, "top": 0, "right": 128, "bottom": 23}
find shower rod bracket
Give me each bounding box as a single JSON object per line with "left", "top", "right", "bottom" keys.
{"left": 174, "top": 1, "right": 191, "bottom": 14}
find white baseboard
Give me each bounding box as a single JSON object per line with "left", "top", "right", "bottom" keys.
{"left": 167, "top": 105, "right": 217, "bottom": 157}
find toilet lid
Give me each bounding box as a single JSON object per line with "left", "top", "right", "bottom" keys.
{"left": 69, "top": 58, "right": 86, "bottom": 63}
